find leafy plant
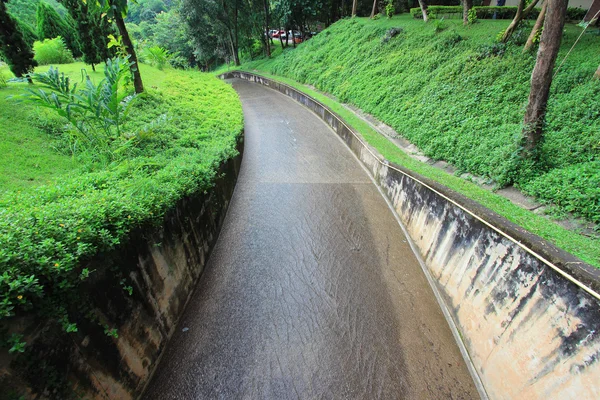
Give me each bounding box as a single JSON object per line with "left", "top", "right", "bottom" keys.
{"left": 21, "top": 57, "right": 138, "bottom": 161}
{"left": 433, "top": 18, "right": 448, "bottom": 33}
{"left": 142, "top": 45, "right": 171, "bottom": 70}
{"left": 385, "top": 1, "right": 395, "bottom": 19}
{"left": 468, "top": 8, "right": 478, "bottom": 25}
{"left": 33, "top": 37, "right": 75, "bottom": 65}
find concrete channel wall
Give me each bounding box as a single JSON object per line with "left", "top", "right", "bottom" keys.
{"left": 221, "top": 72, "right": 600, "bottom": 399}
{"left": 0, "top": 139, "right": 243, "bottom": 399}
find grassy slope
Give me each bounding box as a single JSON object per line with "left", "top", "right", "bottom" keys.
{"left": 1, "top": 62, "right": 243, "bottom": 326}
{"left": 231, "top": 15, "right": 600, "bottom": 267}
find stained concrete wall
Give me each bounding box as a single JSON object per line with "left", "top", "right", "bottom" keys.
{"left": 222, "top": 72, "right": 600, "bottom": 399}
{"left": 0, "top": 139, "right": 243, "bottom": 399}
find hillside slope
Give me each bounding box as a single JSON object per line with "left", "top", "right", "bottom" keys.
{"left": 245, "top": 16, "right": 600, "bottom": 228}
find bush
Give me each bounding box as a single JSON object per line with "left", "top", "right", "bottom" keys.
{"left": 386, "top": 1, "right": 395, "bottom": 18}
{"left": 24, "top": 58, "right": 140, "bottom": 162}
{"left": 33, "top": 37, "right": 74, "bottom": 65}
{"left": 142, "top": 45, "right": 170, "bottom": 70}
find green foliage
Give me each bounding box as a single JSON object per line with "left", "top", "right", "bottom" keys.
{"left": 142, "top": 45, "right": 171, "bottom": 70}
{"left": 410, "top": 5, "right": 587, "bottom": 21}
{"left": 59, "top": 0, "right": 116, "bottom": 67}
{"left": 0, "top": 64, "right": 8, "bottom": 88}
{"left": 241, "top": 16, "right": 600, "bottom": 235}
{"left": 0, "top": 0, "right": 38, "bottom": 77}
{"left": 16, "top": 18, "right": 39, "bottom": 47}
{"left": 33, "top": 36, "right": 74, "bottom": 64}
{"left": 524, "top": 161, "right": 600, "bottom": 226}
{"left": 1, "top": 62, "right": 243, "bottom": 339}
{"left": 36, "top": 1, "right": 81, "bottom": 58}
{"left": 23, "top": 58, "right": 138, "bottom": 161}
{"left": 468, "top": 7, "right": 478, "bottom": 25}
{"left": 385, "top": 1, "right": 395, "bottom": 19}
{"left": 433, "top": 18, "right": 448, "bottom": 33}
{"left": 6, "top": 0, "right": 69, "bottom": 28}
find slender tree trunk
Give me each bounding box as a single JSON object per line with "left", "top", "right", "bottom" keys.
{"left": 292, "top": 29, "right": 296, "bottom": 47}
{"left": 352, "top": 0, "right": 357, "bottom": 17}
{"left": 463, "top": 0, "right": 473, "bottom": 25}
{"left": 264, "top": 0, "right": 271, "bottom": 57}
{"left": 279, "top": 32, "right": 284, "bottom": 49}
{"left": 418, "top": 0, "right": 428, "bottom": 21}
{"left": 91, "top": 63, "right": 96, "bottom": 72}
{"left": 501, "top": 0, "right": 540, "bottom": 42}
{"left": 114, "top": 13, "right": 143, "bottom": 94}
{"left": 524, "top": 0, "right": 547, "bottom": 51}
{"left": 594, "top": 64, "right": 600, "bottom": 79}
{"left": 370, "top": 0, "right": 377, "bottom": 18}
{"left": 521, "top": 0, "right": 568, "bottom": 156}
{"left": 233, "top": 2, "right": 240, "bottom": 65}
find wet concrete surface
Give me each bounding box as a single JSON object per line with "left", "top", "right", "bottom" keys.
{"left": 143, "top": 79, "right": 479, "bottom": 399}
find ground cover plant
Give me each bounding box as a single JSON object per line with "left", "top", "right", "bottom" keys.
{"left": 234, "top": 15, "right": 600, "bottom": 266}
{"left": 0, "top": 61, "right": 243, "bottom": 346}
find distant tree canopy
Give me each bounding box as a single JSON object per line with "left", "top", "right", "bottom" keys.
{"left": 0, "top": 0, "right": 37, "bottom": 78}
{"left": 36, "top": 1, "right": 81, "bottom": 57}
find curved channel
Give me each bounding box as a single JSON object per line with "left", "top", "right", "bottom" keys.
{"left": 142, "top": 78, "right": 479, "bottom": 399}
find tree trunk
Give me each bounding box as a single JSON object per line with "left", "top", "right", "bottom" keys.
{"left": 594, "top": 64, "right": 600, "bottom": 79}
{"left": 352, "top": 0, "right": 357, "bottom": 17}
{"left": 524, "top": 0, "right": 547, "bottom": 52}
{"left": 463, "top": 0, "right": 473, "bottom": 25}
{"left": 279, "top": 32, "right": 284, "bottom": 49}
{"left": 264, "top": 0, "right": 271, "bottom": 57}
{"left": 521, "top": 0, "right": 568, "bottom": 156}
{"left": 501, "top": 0, "right": 540, "bottom": 43}
{"left": 233, "top": 2, "right": 240, "bottom": 65}
{"left": 91, "top": 63, "right": 96, "bottom": 72}
{"left": 418, "top": 0, "right": 428, "bottom": 22}
{"left": 370, "top": 0, "right": 377, "bottom": 18}
{"left": 114, "top": 13, "right": 143, "bottom": 94}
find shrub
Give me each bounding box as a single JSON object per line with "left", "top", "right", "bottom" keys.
{"left": 23, "top": 58, "right": 143, "bottom": 162}
{"left": 386, "top": 0, "right": 395, "bottom": 19}
{"left": 33, "top": 37, "right": 74, "bottom": 65}
{"left": 142, "top": 45, "right": 170, "bottom": 70}
{"left": 468, "top": 8, "right": 478, "bottom": 24}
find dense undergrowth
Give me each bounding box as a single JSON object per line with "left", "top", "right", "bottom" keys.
{"left": 242, "top": 16, "right": 600, "bottom": 229}
{"left": 0, "top": 62, "right": 243, "bottom": 340}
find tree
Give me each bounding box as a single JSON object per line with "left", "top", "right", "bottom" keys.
{"left": 521, "top": 0, "right": 568, "bottom": 156}
{"left": 0, "top": 0, "right": 37, "bottom": 80}
{"left": 500, "top": 0, "right": 540, "bottom": 43}
{"left": 36, "top": 2, "right": 81, "bottom": 57}
{"left": 417, "top": 0, "right": 427, "bottom": 22}
{"left": 462, "top": 0, "right": 472, "bottom": 25}
{"left": 60, "top": 0, "right": 114, "bottom": 71}
{"left": 524, "top": 0, "right": 546, "bottom": 52}
{"left": 370, "top": 0, "right": 377, "bottom": 18}
{"left": 595, "top": 64, "right": 600, "bottom": 79}
{"left": 16, "top": 18, "right": 38, "bottom": 46}
{"left": 97, "top": 0, "right": 144, "bottom": 93}
{"left": 351, "top": 0, "right": 357, "bottom": 16}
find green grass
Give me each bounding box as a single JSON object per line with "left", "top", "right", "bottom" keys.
{"left": 226, "top": 15, "right": 600, "bottom": 267}
{"left": 0, "top": 62, "right": 243, "bottom": 329}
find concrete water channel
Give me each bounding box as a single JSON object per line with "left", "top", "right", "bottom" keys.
{"left": 143, "top": 78, "right": 479, "bottom": 398}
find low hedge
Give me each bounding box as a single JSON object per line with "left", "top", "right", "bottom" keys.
{"left": 410, "top": 6, "right": 587, "bottom": 21}
{"left": 0, "top": 67, "right": 243, "bottom": 341}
